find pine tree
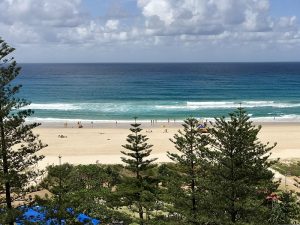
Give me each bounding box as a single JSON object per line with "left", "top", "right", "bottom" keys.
{"left": 207, "top": 108, "right": 278, "bottom": 224}
{"left": 38, "top": 163, "right": 81, "bottom": 224}
{"left": 167, "top": 117, "right": 209, "bottom": 224}
{"left": 119, "top": 117, "right": 157, "bottom": 224}
{"left": 0, "top": 38, "right": 46, "bottom": 224}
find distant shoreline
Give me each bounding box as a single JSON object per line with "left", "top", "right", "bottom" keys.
{"left": 30, "top": 118, "right": 300, "bottom": 129}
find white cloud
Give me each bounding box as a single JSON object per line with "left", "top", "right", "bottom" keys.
{"left": 139, "top": 0, "right": 174, "bottom": 25}
{"left": 105, "top": 20, "right": 120, "bottom": 31}
{"left": 0, "top": 0, "right": 299, "bottom": 62}
{"left": 137, "top": 0, "right": 274, "bottom": 35}
{"left": 276, "top": 16, "right": 297, "bottom": 31}
{"left": 0, "top": 0, "right": 88, "bottom": 45}
{"left": 0, "top": 0, "right": 84, "bottom": 27}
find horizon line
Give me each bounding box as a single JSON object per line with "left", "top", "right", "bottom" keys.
{"left": 18, "top": 61, "right": 300, "bottom": 64}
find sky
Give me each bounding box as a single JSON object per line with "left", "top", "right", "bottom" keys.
{"left": 1, "top": 0, "right": 300, "bottom": 63}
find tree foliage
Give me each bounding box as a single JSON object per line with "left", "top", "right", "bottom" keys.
{"left": 206, "top": 108, "right": 278, "bottom": 224}
{"left": 118, "top": 118, "right": 158, "bottom": 224}
{"left": 38, "top": 163, "right": 129, "bottom": 224}
{"left": 268, "top": 191, "right": 300, "bottom": 224}
{"left": 166, "top": 117, "right": 210, "bottom": 224}
{"left": 0, "top": 37, "right": 46, "bottom": 224}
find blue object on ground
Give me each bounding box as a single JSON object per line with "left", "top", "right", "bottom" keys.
{"left": 15, "top": 206, "right": 101, "bottom": 225}
{"left": 77, "top": 213, "right": 100, "bottom": 224}
{"left": 21, "top": 208, "right": 45, "bottom": 222}
{"left": 78, "top": 213, "right": 92, "bottom": 223}
{"left": 91, "top": 218, "right": 101, "bottom": 225}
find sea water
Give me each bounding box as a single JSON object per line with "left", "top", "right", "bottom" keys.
{"left": 16, "top": 63, "right": 300, "bottom": 122}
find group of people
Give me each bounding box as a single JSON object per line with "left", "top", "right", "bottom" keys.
{"left": 58, "top": 134, "right": 67, "bottom": 138}
{"left": 63, "top": 121, "right": 84, "bottom": 128}
{"left": 150, "top": 120, "right": 157, "bottom": 125}
{"left": 150, "top": 118, "right": 176, "bottom": 125}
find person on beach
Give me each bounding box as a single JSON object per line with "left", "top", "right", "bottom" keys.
{"left": 58, "top": 134, "right": 67, "bottom": 138}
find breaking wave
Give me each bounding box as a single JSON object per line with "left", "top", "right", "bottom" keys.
{"left": 23, "top": 101, "right": 300, "bottom": 112}
{"left": 156, "top": 101, "right": 300, "bottom": 110}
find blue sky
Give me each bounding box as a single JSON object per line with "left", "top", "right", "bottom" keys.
{"left": 270, "top": 0, "right": 300, "bottom": 17}
{"left": 0, "top": 0, "right": 300, "bottom": 62}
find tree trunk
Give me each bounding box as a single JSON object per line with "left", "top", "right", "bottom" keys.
{"left": 230, "top": 206, "right": 237, "bottom": 223}
{"left": 190, "top": 137, "right": 197, "bottom": 224}
{"left": 191, "top": 165, "right": 197, "bottom": 224}
{"left": 230, "top": 151, "right": 237, "bottom": 223}
{"left": 139, "top": 203, "right": 144, "bottom": 225}
{"left": 0, "top": 116, "right": 14, "bottom": 225}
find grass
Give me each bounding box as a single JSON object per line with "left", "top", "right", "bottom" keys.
{"left": 272, "top": 161, "right": 300, "bottom": 176}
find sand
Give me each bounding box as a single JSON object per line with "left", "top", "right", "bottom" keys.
{"left": 34, "top": 121, "right": 300, "bottom": 168}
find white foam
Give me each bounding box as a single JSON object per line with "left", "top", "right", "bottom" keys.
{"left": 23, "top": 103, "right": 80, "bottom": 110}
{"left": 22, "top": 101, "right": 300, "bottom": 113}
{"left": 157, "top": 101, "right": 300, "bottom": 110}
{"left": 23, "top": 103, "right": 139, "bottom": 112}
{"left": 188, "top": 101, "right": 300, "bottom": 108}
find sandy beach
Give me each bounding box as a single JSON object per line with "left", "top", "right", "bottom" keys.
{"left": 33, "top": 121, "right": 300, "bottom": 168}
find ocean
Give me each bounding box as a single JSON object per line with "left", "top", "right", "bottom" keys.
{"left": 16, "top": 63, "right": 300, "bottom": 123}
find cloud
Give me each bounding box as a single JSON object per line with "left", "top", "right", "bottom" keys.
{"left": 105, "top": 20, "right": 120, "bottom": 31}
{"left": 0, "top": 0, "right": 85, "bottom": 27}
{"left": 0, "top": 0, "right": 299, "bottom": 62}
{"left": 0, "top": 0, "right": 141, "bottom": 46}
{"left": 0, "top": 0, "right": 89, "bottom": 44}
{"left": 137, "top": 0, "right": 274, "bottom": 36}
{"left": 136, "top": 0, "right": 300, "bottom": 51}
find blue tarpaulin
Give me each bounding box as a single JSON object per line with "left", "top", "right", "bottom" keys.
{"left": 15, "top": 206, "right": 101, "bottom": 225}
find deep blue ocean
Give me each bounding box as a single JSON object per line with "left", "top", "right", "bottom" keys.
{"left": 16, "top": 63, "right": 300, "bottom": 122}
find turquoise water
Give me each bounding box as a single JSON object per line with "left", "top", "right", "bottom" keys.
{"left": 16, "top": 63, "right": 300, "bottom": 122}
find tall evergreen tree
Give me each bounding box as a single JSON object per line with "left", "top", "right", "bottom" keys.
{"left": 207, "top": 108, "right": 278, "bottom": 224}
{"left": 167, "top": 117, "right": 209, "bottom": 224}
{"left": 39, "top": 163, "right": 76, "bottom": 224}
{"left": 119, "top": 117, "right": 157, "bottom": 224}
{"left": 0, "top": 38, "right": 46, "bottom": 224}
